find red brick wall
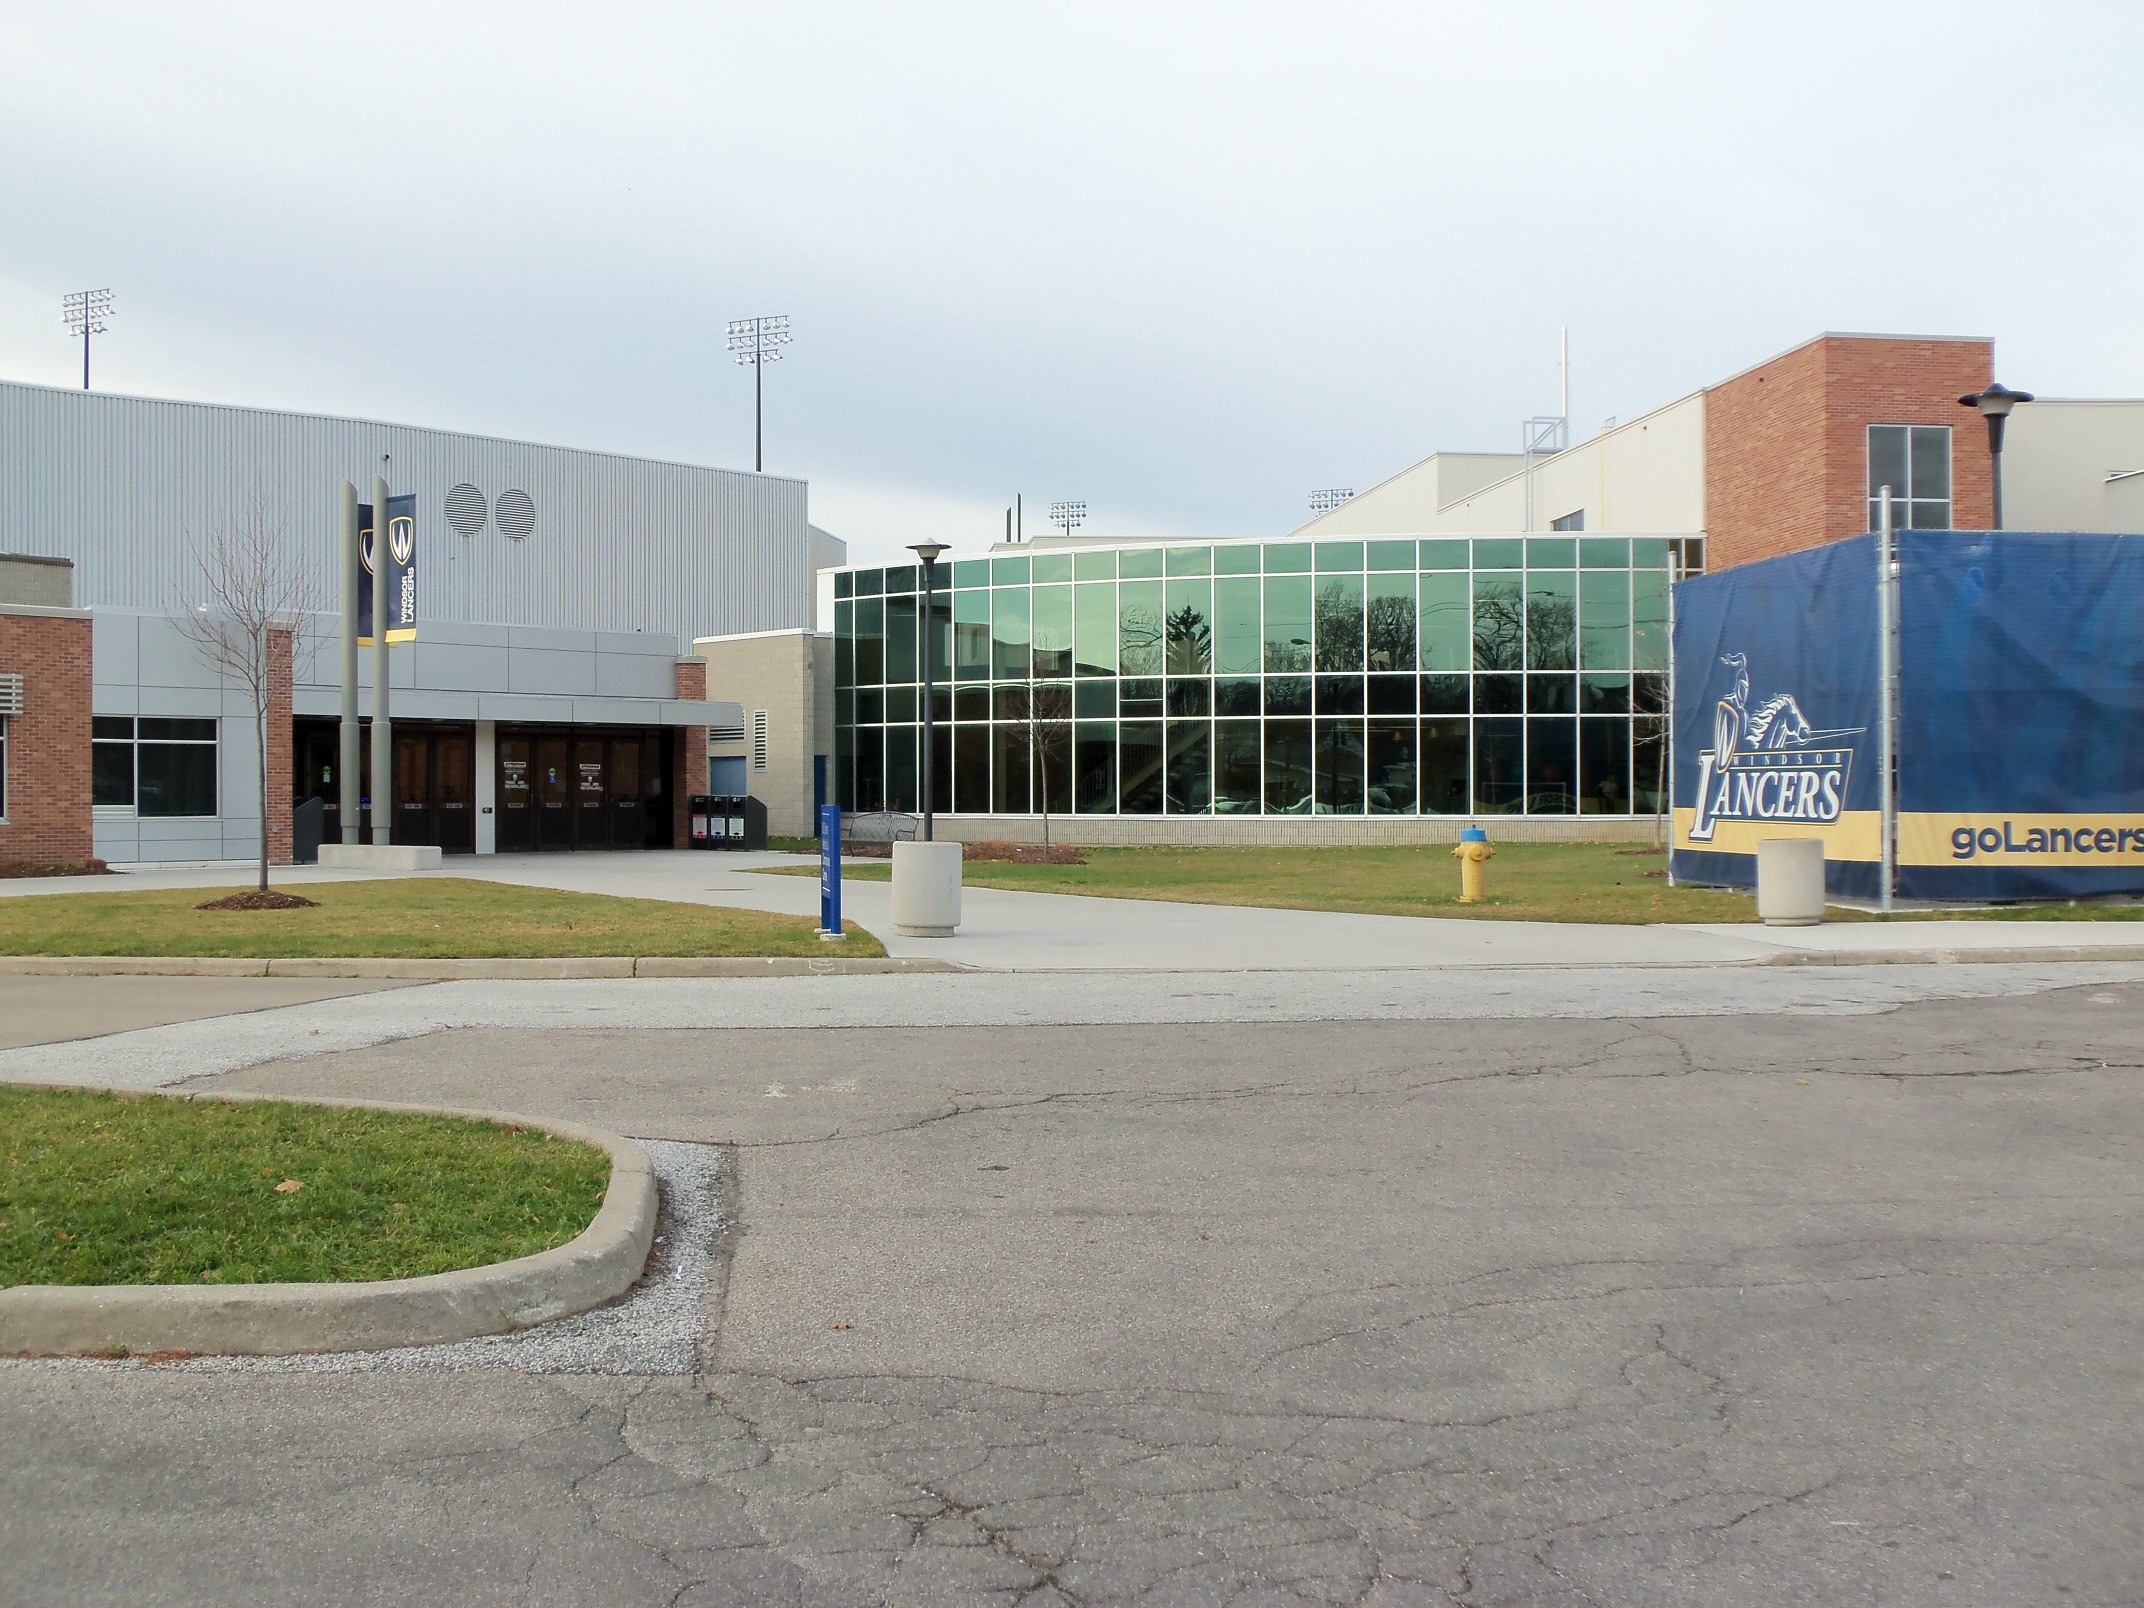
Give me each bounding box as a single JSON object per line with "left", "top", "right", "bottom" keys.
{"left": 1704, "top": 335, "right": 1994, "bottom": 570}
{"left": 0, "top": 611, "right": 94, "bottom": 866}
{"left": 672, "top": 658, "right": 707, "bottom": 846}
{"left": 266, "top": 626, "right": 294, "bottom": 867}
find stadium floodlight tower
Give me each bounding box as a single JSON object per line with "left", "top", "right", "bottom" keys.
{"left": 62, "top": 288, "right": 113, "bottom": 390}
{"left": 726, "top": 314, "right": 792, "bottom": 472}
{"left": 1309, "top": 487, "right": 1355, "bottom": 514}
{"left": 1049, "top": 500, "right": 1086, "bottom": 538}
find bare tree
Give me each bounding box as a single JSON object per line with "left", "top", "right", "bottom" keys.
{"left": 1024, "top": 683, "right": 1074, "bottom": 851}
{"left": 176, "top": 498, "right": 321, "bottom": 893}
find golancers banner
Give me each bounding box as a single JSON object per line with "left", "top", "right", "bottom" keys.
{"left": 381, "top": 492, "right": 418, "bottom": 643}
{"left": 1892, "top": 531, "right": 2144, "bottom": 899}
{"left": 1670, "top": 536, "right": 1882, "bottom": 899}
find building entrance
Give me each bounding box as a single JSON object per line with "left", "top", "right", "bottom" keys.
{"left": 294, "top": 720, "right": 475, "bottom": 852}
{"left": 497, "top": 727, "right": 670, "bottom": 852}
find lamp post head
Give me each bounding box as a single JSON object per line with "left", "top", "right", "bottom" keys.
{"left": 1959, "top": 382, "right": 2034, "bottom": 420}
{"left": 908, "top": 541, "right": 950, "bottom": 569}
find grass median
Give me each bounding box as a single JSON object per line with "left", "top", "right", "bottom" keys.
{"left": 0, "top": 877, "right": 882, "bottom": 958}
{"left": 767, "top": 843, "right": 2144, "bottom": 925}
{"left": 0, "top": 1087, "right": 612, "bottom": 1286}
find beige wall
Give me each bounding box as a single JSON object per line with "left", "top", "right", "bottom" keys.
{"left": 2003, "top": 400, "right": 2144, "bottom": 532}
{"left": 692, "top": 629, "right": 832, "bottom": 838}
{"left": 1296, "top": 394, "right": 1705, "bottom": 538}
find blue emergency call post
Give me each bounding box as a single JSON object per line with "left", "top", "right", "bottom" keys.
{"left": 818, "top": 805, "right": 843, "bottom": 939}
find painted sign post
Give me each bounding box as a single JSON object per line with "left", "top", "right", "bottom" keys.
{"left": 818, "top": 804, "right": 843, "bottom": 938}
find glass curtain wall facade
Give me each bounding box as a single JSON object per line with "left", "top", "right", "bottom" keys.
{"left": 832, "top": 536, "right": 1699, "bottom": 819}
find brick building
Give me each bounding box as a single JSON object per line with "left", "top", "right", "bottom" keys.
{"left": 0, "top": 555, "right": 93, "bottom": 869}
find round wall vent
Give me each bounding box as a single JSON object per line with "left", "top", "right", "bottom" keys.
{"left": 444, "top": 482, "right": 488, "bottom": 537}
{"left": 496, "top": 488, "right": 536, "bottom": 541}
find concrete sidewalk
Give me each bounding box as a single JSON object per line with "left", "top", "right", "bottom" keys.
{"left": 5, "top": 851, "right": 2141, "bottom": 973}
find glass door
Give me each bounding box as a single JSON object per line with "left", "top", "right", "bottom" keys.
{"left": 536, "top": 736, "right": 573, "bottom": 850}
{"left": 498, "top": 735, "right": 534, "bottom": 852}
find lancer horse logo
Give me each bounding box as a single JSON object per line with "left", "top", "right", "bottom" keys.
{"left": 1687, "top": 653, "right": 1864, "bottom": 842}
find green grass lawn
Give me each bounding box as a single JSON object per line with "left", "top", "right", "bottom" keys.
{"left": 0, "top": 877, "right": 881, "bottom": 958}
{"left": 765, "top": 843, "right": 2144, "bottom": 925}
{"left": 0, "top": 1087, "right": 612, "bottom": 1287}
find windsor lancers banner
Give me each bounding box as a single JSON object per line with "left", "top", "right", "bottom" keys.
{"left": 1892, "top": 531, "right": 2144, "bottom": 899}
{"left": 1670, "top": 536, "right": 1883, "bottom": 899}
{"left": 356, "top": 494, "right": 420, "bottom": 646}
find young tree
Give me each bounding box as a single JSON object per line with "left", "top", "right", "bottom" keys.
{"left": 1024, "top": 683, "right": 1074, "bottom": 851}
{"left": 176, "top": 498, "right": 320, "bottom": 894}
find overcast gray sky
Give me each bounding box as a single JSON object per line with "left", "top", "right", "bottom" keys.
{"left": 5, "top": 1, "right": 2139, "bottom": 566}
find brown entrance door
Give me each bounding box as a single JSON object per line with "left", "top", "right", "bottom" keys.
{"left": 536, "top": 736, "right": 573, "bottom": 850}
{"left": 433, "top": 730, "right": 474, "bottom": 853}
{"left": 394, "top": 733, "right": 432, "bottom": 844}
{"left": 574, "top": 738, "right": 608, "bottom": 848}
{"left": 608, "top": 735, "right": 643, "bottom": 848}
{"left": 498, "top": 736, "right": 535, "bottom": 852}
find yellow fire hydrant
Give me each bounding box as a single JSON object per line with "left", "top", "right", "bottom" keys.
{"left": 1452, "top": 826, "right": 1494, "bottom": 903}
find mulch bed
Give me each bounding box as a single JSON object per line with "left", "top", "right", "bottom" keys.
{"left": 0, "top": 859, "right": 111, "bottom": 879}
{"left": 194, "top": 890, "right": 321, "bottom": 912}
{"left": 839, "top": 840, "right": 1086, "bottom": 865}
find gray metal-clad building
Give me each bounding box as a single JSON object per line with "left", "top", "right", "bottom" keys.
{"left": 0, "top": 378, "right": 811, "bottom": 643}
{"left": 0, "top": 379, "right": 828, "bottom": 865}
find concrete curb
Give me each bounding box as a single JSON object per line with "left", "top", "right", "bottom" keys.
{"left": 1754, "top": 943, "right": 2144, "bottom": 967}
{"left": 0, "top": 1091, "right": 657, "bottom": 1359}
{"left": 0, "top": 955, "right": 965, "bottom": 979}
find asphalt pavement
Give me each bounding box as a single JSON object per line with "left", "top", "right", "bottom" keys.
{"left": 4, "top": 963, "right": 2141, "bottom": 1605}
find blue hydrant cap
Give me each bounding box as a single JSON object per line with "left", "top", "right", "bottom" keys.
{"left": 1459, "top": 826, "right": 1487, "bottom": 843}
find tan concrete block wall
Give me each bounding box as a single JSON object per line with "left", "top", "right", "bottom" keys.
{"left": 0, "top": 610, "right": 94, "bottom": 864}
{"left": 922, "top": 814, "right": 1664, "bottom": 847}
{"left": 1704, "top": 335, "right": 1994, "bottom": 571}
{"left": 693, "top": 632, "right": 827, "bottom": 838}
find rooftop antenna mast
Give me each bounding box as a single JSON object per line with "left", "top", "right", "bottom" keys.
{"left": 62, "top": 288, "right": 113, "bottom": 390}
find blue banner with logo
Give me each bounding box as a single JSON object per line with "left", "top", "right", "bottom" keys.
{"left": 357, "top": 501, "right": 375, "bottom": 646}
{"left": 1893, "top": 531, "right": 2144, "bottom": 898}
{"left": 1670, "top": 536, "right": 1882, "bottom": 898}
{"left": 381, "top": 492, "right": 418, "bottom": 643}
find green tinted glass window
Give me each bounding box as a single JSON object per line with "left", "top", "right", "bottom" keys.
{"left": 1212, "top": 576, "right": 1262, "bottom": 677}
{"left": 1118, "top": 547, "right": 1164, "bottom": 579}
{"left": 884, "top": 564, "right": 917, "bottom": 594}
{"left": 1525, "top": 537, "right": 1576, "bottom": 569}
{"left": 991, "top": 554, "right": 1031, "bottom": 585}
{"left": 951, "top": 558, "right": 989, "bottom": 588}
{"left": 886, "top": 596, "right": 918, "bottom": 682}
{"left": 1314, "top": 540, "right": 1365, "bottom": 573}
{"left": 1031, "top": 584, "right": 1074, "bottom": 678}
{"left": 991, "top": 587, "right": 1030, "bottom": 679}
{"left": 1579, "top": 570, "right": 1630, "bottom": 671}
{"left": 1313, "top": 573, "right": 1363, "bottom": 671}
{"left": 1213, "top": 543, "right": 1261, "bottom": 575}
{"left": 1073, "top": 548, "right": 1117, "bottom": 580}
{"left": 1366, "top": 572, "right": 1416, "bottom": 672}
{"left": 1418, "top": 540, "right": 1468, "bottom": 571}
{"left": 954, "top": 589, "right": 991, "bottom": 681}
{"left": 1164, "top": 545, "right": 1212, "bottom": 577}
{"left": 854, "top": 568, "right": 884, "bottom": 596}
{"left": 1074, "top": 583, "right": 1117, "bottom": 677}
{"left": 1472, "top": 573, "right": 1525, "bottom": 670}
{"left": 1263, "top": 575, "right": 1312, "bottom": 672}
{"left": 1119, "top": 580, "right": 1164, "bottom": 675}
{"left": 1031, "top": 550, "right": 1074, "bottom": 584}
{"left": 1525, "top": 572, "right": 1577, "bottom": 671}
{"left": 1264, "top": 543, "right": 1311, "bottom": 574}
{"left": 1580, "top": 537, "right": 1630, "bottom": 569}
{"left": 1163, "top": 577, "right": 1214, "bottom": 674}
{"left": 1632, "top": 538, "right": 1671, "bottom": 569}
{"left": 1474, "top": 538, "right": 1524, "bottom": 570}
{"left": 1367, "top": 540, "right": 1415, "bottom": 572}
{"left": 1418, "top": 573, "right": 1470, "bottom": 671}
{"left": 1632, "top": 569, "right": 1669, "bottom": 672}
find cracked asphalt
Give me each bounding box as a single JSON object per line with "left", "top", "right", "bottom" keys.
{"left": 4, "top": 967, "right": 2143, "bottom": 1605}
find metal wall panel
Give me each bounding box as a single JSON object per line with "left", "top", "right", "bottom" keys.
{"left": 1, "top": 381, "right": 812, "bottom": 644}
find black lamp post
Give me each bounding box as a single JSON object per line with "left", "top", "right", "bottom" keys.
{"left": 1958, "top": 382, "right": 2034, "bottom": 530}
{"left": 909, "top": 541, "right": 949, "bottom": 841}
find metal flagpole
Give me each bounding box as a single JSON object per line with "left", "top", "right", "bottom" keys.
{"left": 1877, "top": 486, "right": 1897, "bottom": 914}
{"left": 339, "top": 482, "right": 361, "bottom": 843}
{"left": 370, "top": 471, "right": 393, "bottom": 846}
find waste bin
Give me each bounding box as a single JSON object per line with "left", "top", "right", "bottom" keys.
{"left": 292, "top": 795, "right": 327, "bottom": 865}
{"left": 689, "top": 794, "right": 717, "bottom": 849}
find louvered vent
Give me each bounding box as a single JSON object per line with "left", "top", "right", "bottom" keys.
{"left": 496, "top": 488, "right": 537, "bottom": 540}
{"left": 0, "top": 673, "right": 22, "bottom": 715}
{"left": 444, "top": 483, "right": 488, "bottom": 537}
{"left": 752, "top": 710, "right": 769, "bottom": 769}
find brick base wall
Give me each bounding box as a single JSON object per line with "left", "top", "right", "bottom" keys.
{"left": 0, "top": 610, "right": 94, "bottom": 865}
{"left": 672, "top": 658, "right": 708, "bottom": 848}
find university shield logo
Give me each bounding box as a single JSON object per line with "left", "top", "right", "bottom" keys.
{"left": 1687, "top": 654, "right": 1864, "bottom": 842}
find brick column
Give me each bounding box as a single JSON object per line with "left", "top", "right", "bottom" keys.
{"left": 266, "top": 625, "right": 295, "bottom": 866}
{"left": 0, "top": 610, "right": 95, "bottom": 868}
{"left": 673, "top": 657, "right": 707, "bottom": 847}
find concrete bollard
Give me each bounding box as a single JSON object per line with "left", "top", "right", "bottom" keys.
{"left": 1756, "top": 837, "right": 1826, "bottom": 926}
{"left": 891, "top": 840, "right": 963, "bottom": 937}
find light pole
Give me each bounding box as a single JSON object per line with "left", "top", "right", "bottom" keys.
{"left": 1049, "top": 501, "right": 1085, "bottom": 538}
{"left": 62, "top": 289, "right": 113, "bottom": 390}
{"left": 1308, "top": 488, "right": 1354, "bottom": 514}
{"left": 1959, "top": 382, "right": 2034, "bottom": 529}
{"left": 909, "top": 541, "right": 949, "bottom": 841}
{"left": 727, "top": 315, "right": 791, "bottom": 472}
